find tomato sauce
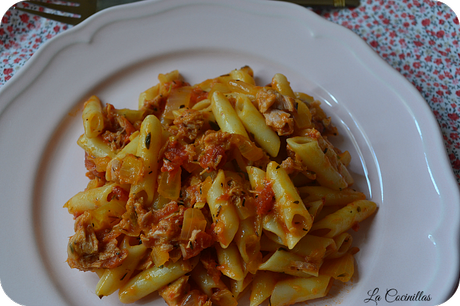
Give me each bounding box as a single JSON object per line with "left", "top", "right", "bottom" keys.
{"left": 190, "top": 87, "right": 209, "bottom": 106}
{"left": 164, "top": 80, "right": 191, "bottom": 91}
{"left": 255, "top": 180, "right": 275, "bottom": 215}
{"left": 161, "top": 139, "right": 190, "bottom": 172}
{"left": 108, "top": 185, "right": 129, "bottom": 202}
{"left": 182, "top": 230, "right": 214, "bottom": 260}
{"left": 199, "top": 145, "right": 226, "bottom": 171}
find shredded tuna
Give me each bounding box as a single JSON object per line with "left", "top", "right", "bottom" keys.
{"left": 101, "top": 103, "right": 137, "bottom": 151}
{"left": 256, "top": 87, "right": 297, "bottom": 136}
{"left": 141, "top": 202, "right": 184, "bottom": 248}
{"left": 159, "top": 275, "right": 211, "bottom": 306}
{"left": 161, "top": 139, "right": 194, "bottom": 172}
{"left": 263, "top": 109, "right": 295, "bottom": 136}
{"left": 171, "top": 109, "right": 206, "bottom": 142}
{"left": 280, "top": 157, "right": 305, "bottom": 175}
{"left": 256, "top": 87, "right": 296, "bottom": 112}
{"left": 66, "top": 212, "right": 127, "bottom": 271}
{"left": 198, "top": 131, "right": 232, "bottom": 171}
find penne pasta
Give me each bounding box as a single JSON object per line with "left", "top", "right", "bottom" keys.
{"left": 327, "top": 232, "right": 353, "bottom": 259}
{"left": 292, "top": 99, "right": 312, "bottom": 129}
{"left": 95, "top": 238, "right": 147, "bottom": 297}
{"left": 63, "top": 183, "right": 126, "bottom": 215}
{"left": 246, "top": 165, "right": 266, "bottom": 190}
{"left": 310, "top": 200, "right": 378, "bottom": 238}
{"left": 320, "top": 249, "right": 358, "bottom": 282}
{"left": 298, "top": 185, "right": 366, "bottom": 206}
{"left": 138, "top": 83, "right": 159, "bottom": 109}
{"left": 287, "top": 135, "right": 350, "bottom": 191}
{"left": 234, "top": 215, "right": 262, "bottom": 264}
{"left": 250, "top": 271, "right": 278, "bottom": 306}
{"left": 258, "top": 248, "right": 320, "bottom": 277}
{"left": 260, "top": 234, "right": 337, "bottom": 260}
{"left": 215, "top": 242, "right": 245, "bottom": 281}
{"left": 270, "top": 275, "right": 333, "bottom": 306}
{"left": 105, "top": 133, "right": 140, "bottom": 183}
{"left": 226, "top": 78, "right": 259, "bottom": 96}
{"left": 306, "top": 199, "right": 324, "bottom": 219}
{"left": 211, "top": 91, "right": 249, "bottom": 138}
{"left": 64, "top": 67, "right": 377, "bottom": 306}
{"left": 82, "top": 95, "right": 105, "bottom": 138}
{"left": 262, "top": 212, "right": 290, "bottom": 247}
{"left": 191, "top": 261, "right": 224, "bottom": 297}
{"left": 266, "top": 161, "right": 313, "bottom": 249}
{"left": 235, "top": 93, "right": 280, "bottom": 157}
{"left": 129, "top": 114, "right": 162, "bottom": 205}
{"left": 118, "top": 257, "right": 198, "bottom": 304}
{"left": 77, "top": 133, "right": 116, "bottom": 159}
{"left": 114, "top": 108, "right": 147, "bottom": 124}
{"left": 230, "top": 272, "right": 254, "bottom": 300}
{"left": 191, "top": 261, "right": 238, "bottom": 306}
{"left": 271, "top": 73, "right": 295, "bottom": 98}
{"left": 207, "top": 170, "right": 240, "bottom": 248}
{"left": 230, "top": 68, "right": 256, "bottom": 85}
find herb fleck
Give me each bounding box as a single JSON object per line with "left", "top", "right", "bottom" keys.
{"left": 145, "top": 132, "right": 151, "bottom": 149}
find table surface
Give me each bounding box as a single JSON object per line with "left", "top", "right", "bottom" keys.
{"left": 1, "top": 0, "right": 459, "bottom": 187}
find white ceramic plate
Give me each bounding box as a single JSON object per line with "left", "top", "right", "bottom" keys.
{"left": 0, "top": 0, "right": 458, "bottom": 305}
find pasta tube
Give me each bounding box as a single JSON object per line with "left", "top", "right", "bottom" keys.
{"left": 96, "top": 238, "right": 147, "bottom": 297}
{"left": 118, "top": 257, "right": 198, "bottom": 304}
{"left": 64, "top": 183, "right": 125, "bottom": 215}
{"left": 229, "top": 68, "right": 256, "bottom": 85}
{"left": 271, "top": 73, "right": 295, "bottom": 98}
{"left": 270, "top": 275, "right": 333, "bottom": 306}
{"left": 250, "top": 271, "right": 278, "bottom": 306}
{"left": 310, "top": 200, "right": 377, "bottom": 237}
{"left": 191, "top": 262, "right": 238, "bottom": 306}
{"left": 64, "top": 67, "right": 378, "bottom": 306}
{"left": 77, "top": 134, "right": 115, "bottom": 159}
{"left": 320, "top": 250, "right": 357, "bottom": 282}
{"left": 235, "top": 93, "right": 280, "bottom": 157}
{"left": 266, "top": 161, "right": 313, "bottom": 249}
{"left": 258, "top": 248, "right": 319, "bottom": 277}
{"left": 260, "top": 234, "right": 337, "bottom": 260}
{"left": 138, "top": 84, "right": 159, "bottom": 109}
{"left": 298, "top": 185, "right": 366, "bottom": 206}
{"left": 215, "top": 242, "right": 245, "bottom": 281}
{"left": 207, "top": 170, "right": 240, "bottom": 248}
{"left": 234, "top": 216, "right": 262, "bottom": 264}
{"left": 129, "top": 115, "right": 162, "bottom": 205}
{"left": 287, "top": 136, "right": 350, "bottom": 190}
{"left": 230, "top": 272, "right": 254, "bottom": 300}
{"left": 327, "top": 232, "right": 353, "bottom": 259}
{"left": 211, "top": 91, "right": 249, "bottom": 138}
{"left": 82, "top": 95, "right": 105, "bottom": 138}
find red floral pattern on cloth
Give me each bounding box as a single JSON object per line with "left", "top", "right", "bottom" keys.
{"left": 1, "top": 0, "right": 459, "bottom": 184}
{"left": 316, "top": 0, "right": 460, "bottom": 184}
{"left": 0, "top": 2, "right": 72, "bottom": 83}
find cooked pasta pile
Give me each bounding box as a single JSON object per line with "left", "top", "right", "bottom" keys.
{"left": 65, "top": 66, "right": 377, "bottom": 306}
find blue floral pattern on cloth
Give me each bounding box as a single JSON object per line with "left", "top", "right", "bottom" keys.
{"left": 1, "top": 0, "right": 459, "bottom": 184}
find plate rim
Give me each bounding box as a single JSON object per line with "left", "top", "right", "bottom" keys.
{"left": 0, "top": 0, "right": 459, "bottom": 305}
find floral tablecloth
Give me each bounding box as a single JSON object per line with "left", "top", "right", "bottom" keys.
{"left": 1, "top": 0, "right": 459, "bottom": 186}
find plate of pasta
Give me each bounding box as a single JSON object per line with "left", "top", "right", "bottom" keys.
{"left": 0, "top": 0, "right": 458, "bottom": 306}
